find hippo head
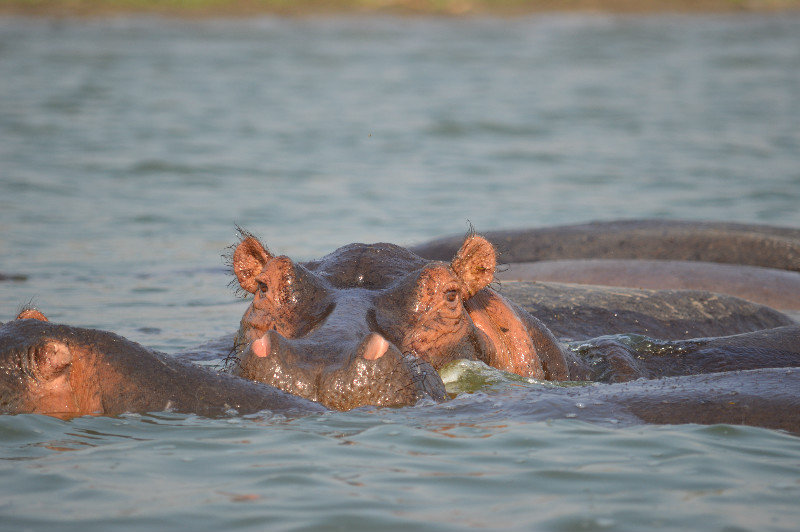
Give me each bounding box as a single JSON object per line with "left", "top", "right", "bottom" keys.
{"left": 0, "top": 311, "right": 106, "bottom": 417}
{"left": 229, "top": 232, "right": 568, "bottom": 410}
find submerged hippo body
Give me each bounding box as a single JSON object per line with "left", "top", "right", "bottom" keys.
{"left": 500, "top": 281, "right": 796, "bottom": 341}
{"left": 498, "top": 260, "right": 800, "bottom": 311}
{"left": 0, "top": 272, "right": 27, "bottom": 282}
{"left": 432, "top": 367, "right": 800, "bottom": 434}
{"left": 411, "top": 219, "right": 800, "bottom": 271}
{"left": 412, "top": 220, "right": 800, "bottom": 310}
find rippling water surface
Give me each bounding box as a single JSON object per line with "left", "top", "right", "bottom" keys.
{"left": 1, "top": 13, "right": 799, "bottom": 531}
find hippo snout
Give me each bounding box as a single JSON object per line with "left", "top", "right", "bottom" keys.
{"left": 249, "top": 330, "right": 390, "bottom": 363}
{"left": 235, "top": 330, "right": 446, "bottom": 410}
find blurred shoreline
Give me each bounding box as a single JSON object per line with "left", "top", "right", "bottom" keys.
{"left": 3, "top": 0, "right": 800, "bottom": 18}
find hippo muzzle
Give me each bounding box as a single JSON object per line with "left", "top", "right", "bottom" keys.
{"left": 232, "top": 289, "right": 447, "bottom": 410}
{"left": 237, "top": 329, "right": 446, "bottom": 410}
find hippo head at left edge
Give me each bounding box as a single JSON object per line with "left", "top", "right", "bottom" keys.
{"left": 228, "top": 231, "right": 570, "bottom": 410}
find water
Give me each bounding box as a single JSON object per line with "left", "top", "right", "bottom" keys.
{"left": 1, "top": 13, "right": 800, "bottom": 531}
{"left": 2, "top": 409, "right": 799, "bottom": 532}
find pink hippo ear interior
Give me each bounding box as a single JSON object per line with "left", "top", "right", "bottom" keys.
{"left": 450, "top": 234, "right": 496, "bottom": 299}
{"left": 233, "top": 236, "right": 273, "bottom": 294}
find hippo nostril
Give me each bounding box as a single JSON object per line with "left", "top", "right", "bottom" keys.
{"left": 362, "top": 333, "right": 390, "bottom": 361}
{"left": 251, "top": 333, "right": 276, "bottom": 358}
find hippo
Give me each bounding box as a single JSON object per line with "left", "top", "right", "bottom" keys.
{"left": 4, "top": 312, "right": 800, "bottom": 432}
{"left": 0, "top": 311, "right": 323, "bottom": 418}
{"left": 500, "top": 281, "right": 796, "bottom": 341}
{"left": 228, "top": 231, "right": 572, "bottom": 396}
{"left": 228, "top": 229, "right": 800, "bottom": 392}
{"left": 411, "top": 219, "right": 800, "bottom": 310}
{"left": 3, "top": 220, "right": 800, "bottom": 431}
{"left": 0, "top": 310, "right": 444, "bottom": 418}
{"left": 428, "top": 367, "right": 800, "bottom": 434}
{"left": 410, "top": 219, "right": 800, "bottom": 271}
{"left": 497, "top": 260, "right": 800, "bottom": 311}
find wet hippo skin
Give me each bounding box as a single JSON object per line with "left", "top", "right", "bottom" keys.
{"left": 498, "top": 259, "right": 800, "bottom": 311}
{"left": 4, "top": 315, "right": 799, "bottom": 433}
{"left": 228, "top": 231, "right": 572, "bottom": 398}
{"left": 499, "top": 281, "right": 795, "bottom": 341}
{"left": 411, "top": 219, "right": 800, "bottom": 271}
{"left": 0, "top": 317, "right": 325, "bottom": 418}
{"left": 228, "top": 228, "right": 800, "bottom": 396}
{"left": 428, "top": 367, "right": 800, "bottom": 434}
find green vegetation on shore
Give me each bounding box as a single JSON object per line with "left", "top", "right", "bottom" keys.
{"left": 3, "top": 0, "right": 800, "bottom": 17}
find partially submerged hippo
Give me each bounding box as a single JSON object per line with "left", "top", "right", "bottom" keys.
{"left": 0, "top": 312, "right": 323, "bottom": 418}
{"left": 428, "top": 367, "right": 800, "bottom": 433}
{"left": 501, "top": 281, "right": 795, "bottom": 341}
{"left": 0, "top": 273, "right": 27, "bottom": 282}
{"left": 4, "top": 312, "right": 799, "bottom": 432}
{"left": 0, "top": 310, "right": 443, "bottom": 417}
{"left": 498, "top": 260, "right": 800, "bottom": 311}
{"left": 412, "top": 219, "right": 800, "bottom": 310}
{"left": 3, "top": 220, "right": 800, "bottom": 431}
{"left": 228, "top": 229, "right": 800, "bottom": 393}
{"left": 411, "top": 219, "right": 800, "bottom": 271}
{"left": 228, "top": 231, "right": 571, "bottom": 400}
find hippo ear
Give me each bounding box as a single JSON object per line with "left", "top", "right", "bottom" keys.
{"left": 33, "top": 340, "right": 73, "bottom": 381}
{"left": 233, "top": 236, "right": 273, "bottom": 294}
{"left": 451, "top": 235, "right": 496, "bottom": 299}
{"left": 16, "top": 309, "right": 48, "bottom": 322}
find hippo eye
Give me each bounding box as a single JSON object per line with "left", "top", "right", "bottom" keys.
{"left": 256, "top": 281, "right": 268, "bottom": 295}
{"left": 444, "top": 289, "right": 460, "bottom": 304}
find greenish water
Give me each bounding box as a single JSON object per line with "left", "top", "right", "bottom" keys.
{"left": 1, "top": 13, "right": 800, "bottom": 531}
